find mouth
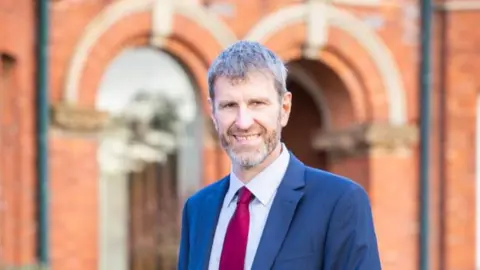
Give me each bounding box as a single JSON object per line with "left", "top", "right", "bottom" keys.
{"left": 233, "top": 134, "right": 261, "bottom": 143}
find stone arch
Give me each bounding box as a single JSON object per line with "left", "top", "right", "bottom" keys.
{"left": 56, "top": 0, "right": 238, "bottom": 266}
{"left": 58, "top": 0, "right": 229, "bottom": 185}
{"left": 245, "top": 3, "right": 407, "bottom": 125}
{"left": 63, "top": 0, "right": 237, "bottom": 105}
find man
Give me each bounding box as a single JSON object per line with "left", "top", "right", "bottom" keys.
{"left": 177, "top": 40, "right": 381, "bottom": 270}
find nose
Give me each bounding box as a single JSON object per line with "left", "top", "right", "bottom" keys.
{"left": 235, "top": 106, "right": 254, "bottom": 130}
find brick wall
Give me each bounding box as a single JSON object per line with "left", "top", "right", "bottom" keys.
{"left": 1, "top": 0, "right": 478, "bottom": 269}
{"left": 0, "top": 0, "right": 36, "bottom": 267}
{"left": 432, "top": 7, "right": 480, "bottom": 269}
{"left": 49, "top": 134, "right": 99, "bottom": 270}
{"left": 47, "top": 1, "right": 421, "bottom": 269}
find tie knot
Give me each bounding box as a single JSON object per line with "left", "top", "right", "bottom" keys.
{"left": 237, "top": 187, "right": 253, "bottom": 204}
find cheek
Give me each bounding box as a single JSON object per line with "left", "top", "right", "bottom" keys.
{"left": 213, "top": 115, "right": 233, "bottom": 133}
{"left": 255, "top": 114, "right": 280, "bottom": 130}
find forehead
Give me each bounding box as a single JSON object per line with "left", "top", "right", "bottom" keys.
{"left": 213, "top": 71, "right": 277, "bottom": 100}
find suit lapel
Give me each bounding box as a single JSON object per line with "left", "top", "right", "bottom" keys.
{"left": 251, "top": 154, "right": 306, "bottom": 270}
{"left": 197, "top": 177, "right": 229, "bottom": 270}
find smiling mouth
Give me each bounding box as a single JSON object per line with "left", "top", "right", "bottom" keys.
{"left": 233, "top": 134, "right": 260, "bottom": 142}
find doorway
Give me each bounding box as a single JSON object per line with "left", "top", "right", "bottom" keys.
{"left": 96, "top": 47, "right": 203, "bottom": 270}
{"left": 282, "top": 61, "right": 328, "bottom": 170}
{"left": 128, "top": 157, "right": 179, "bottom": 270}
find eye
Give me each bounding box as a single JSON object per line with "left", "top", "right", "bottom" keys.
{"left": 221, "top": 102, "right": 236, "bottom": 109}
{"left": 251, "top": 100, "right": 266, "bottom": 106}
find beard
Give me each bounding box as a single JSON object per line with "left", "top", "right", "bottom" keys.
{"left": 218, "top": 115, "right": 282, "bottom": 169}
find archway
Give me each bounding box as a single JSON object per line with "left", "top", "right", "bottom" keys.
{"left": 245, "top": 2, "right": 407, "bottom": 125}
{"left": 283, "top": 59, "right": 354, "bottom": 172}
{"left": 63, "top": 0, "right": 237, "bottom": 106}
{"left": 283, "top": 78, "right": 327, "bottom": 169}
{"left": 95, "top": 47, "right": 202, "bottom": 270}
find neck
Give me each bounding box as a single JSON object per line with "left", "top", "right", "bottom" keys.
{"left": 233, "top": 142, "right": 283, "bottom": 184}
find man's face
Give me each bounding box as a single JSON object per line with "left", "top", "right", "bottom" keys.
{"left": 209, "top": 71, "right": 292, "bottom": 168}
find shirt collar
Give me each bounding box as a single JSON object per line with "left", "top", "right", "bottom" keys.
{"left": 225, "top": 143, "right": 290, "bottom": 207}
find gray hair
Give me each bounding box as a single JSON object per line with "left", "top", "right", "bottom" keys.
{"left": 207, "top": 40, "right": 288, "bottom": 100}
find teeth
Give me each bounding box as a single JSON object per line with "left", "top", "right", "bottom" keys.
{"left": 235, "top": 135, "right": 258, "bottom": 141}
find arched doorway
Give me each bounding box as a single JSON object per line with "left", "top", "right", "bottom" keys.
{"left": 283, "top": 77, "right": 326, "bottom": 170}
{"left": 95, "top": 47, "right": 203, "bottom": 270}
{"left": 282, "top": 59, "right": 354, "bottom": 172}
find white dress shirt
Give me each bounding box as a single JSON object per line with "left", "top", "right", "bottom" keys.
{"left": 208, "top": 144, "right": 290, "bottom": 270}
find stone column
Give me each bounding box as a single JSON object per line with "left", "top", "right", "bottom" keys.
{"left": 312, "top": 122, "right": 419, "bottom": 270}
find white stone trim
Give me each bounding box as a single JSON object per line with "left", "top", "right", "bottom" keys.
{"left": 245, "top": 3, "right": 407, "bottom": 125}
{"left": 175, "top": 2, "right": 237, "bottom": 48}
{"left": 64, "top": 0, "right": 151, "bottom": 104}
{"left": 64, "top": 0, "right": 237, "bottom": 104}
{"left": 328, "top": 6, "right": 407, "bottom": 125}
{"left": 245, "top": 5, "right": 308, "bottom": 43}
{"left": 304, "top": 0, "right": 329, "bottom": 59}
{"left": 436, "top": 1, "right": 480, "bottom": 11}
{"left": 98, "top": 171, "right": 129, "bottom": 270}
{"left": 151, "top": 0, "right": 174, "bottom": 47}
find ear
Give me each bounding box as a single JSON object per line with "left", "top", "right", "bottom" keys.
{"left": 208, "top": 98, "right": 218, "bottom": 131}
{"left": 208, "top": 97, "right": 213, "bottom": 112}
{"left": 280, "top": 91, "right": 292, "bottom": 127}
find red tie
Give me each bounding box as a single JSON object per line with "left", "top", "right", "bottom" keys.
{"left": 219, "top": 187, "right": 253, "bottom": 270}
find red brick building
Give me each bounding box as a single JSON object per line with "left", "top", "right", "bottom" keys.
{"left": 1, "top": 0, "right": 479, "bottom": 269}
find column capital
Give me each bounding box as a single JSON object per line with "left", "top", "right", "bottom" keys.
{"left": 50, "top": 103, "right": 110, "bottom": 133}
{"left": 312, "top": 122, "right": 418, "bottom": 158}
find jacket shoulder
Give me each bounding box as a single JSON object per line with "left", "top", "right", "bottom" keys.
{"left": 303, "top": 166, "right": 366, "bottom": 198}
{"left": 185, "top": 175, "right": 229, "bottom": 204}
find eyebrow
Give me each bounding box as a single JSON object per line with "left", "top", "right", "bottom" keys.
{"left": 249, "top": 97, "right": 270, "bottom": 103}
{"left": 217, "top": 100, "right": 236, "bottom": 107}
{"left": 217, "top": 97, "right": 271, "bottom": 106}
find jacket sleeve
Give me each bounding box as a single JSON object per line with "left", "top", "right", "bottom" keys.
{"left": 178, "top": 198, "right": 191, "bottom": 270}
{"left": 322, "top": 185, "right": 382, "bottom": 270}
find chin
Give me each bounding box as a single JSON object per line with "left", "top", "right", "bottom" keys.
{"left": 231, "top": 152, "right": 267, "bottom": 168}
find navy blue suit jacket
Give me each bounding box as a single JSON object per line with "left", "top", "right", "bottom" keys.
{"left": 178, "top": 153, "right": 382, "bottom": 270}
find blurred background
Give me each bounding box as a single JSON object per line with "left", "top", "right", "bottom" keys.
{"left": 1, "top": 0, "right": 479, "bottom": 269}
